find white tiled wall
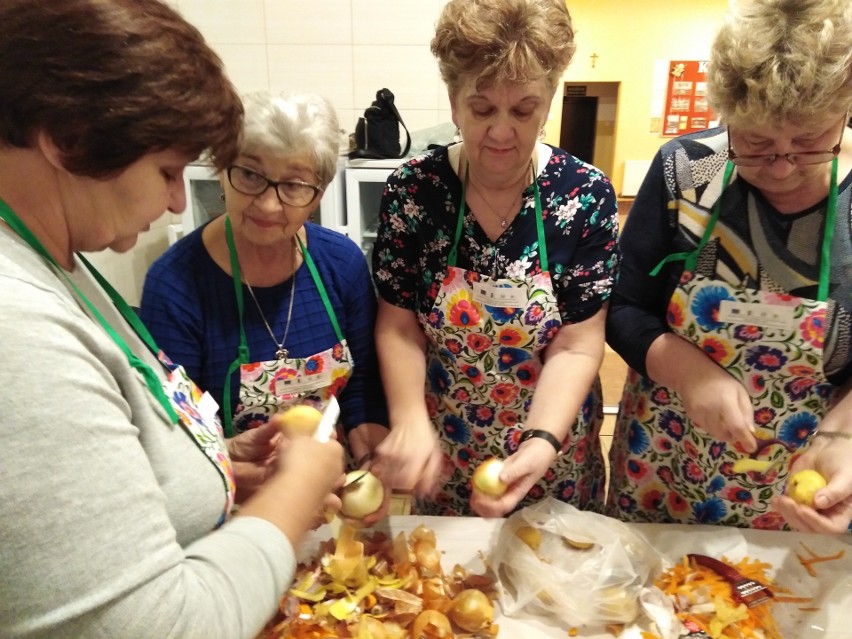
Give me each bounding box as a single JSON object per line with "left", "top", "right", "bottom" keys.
{"left": 104, "top": 0, "right": 452, "bottom": 306}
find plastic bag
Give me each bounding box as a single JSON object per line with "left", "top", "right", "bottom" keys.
{"left": 489, "top": 498, "right": 663, "bottom": 626}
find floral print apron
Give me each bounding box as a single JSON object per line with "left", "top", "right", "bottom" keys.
{"left": 0, "top": 200, "right": 235, "bottom": 525}
{"left": 223, "top": 218, "right": 351, "bottom": 436}
{"left": 606, "top": 161, "right": 839, "bottom": 529}
{"left": 417, "top": 172, "right": 605, "bottom": 516}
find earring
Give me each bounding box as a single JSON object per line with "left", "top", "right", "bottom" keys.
{"left": 219, "top": 193, "right": 225, "bottom": 201}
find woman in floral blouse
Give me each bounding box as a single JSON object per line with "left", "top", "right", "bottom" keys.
{"left": 370, "top": 0, "right": 618, "bottom": 517}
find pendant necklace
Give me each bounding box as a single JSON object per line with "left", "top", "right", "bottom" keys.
{"left": 467, "top": 163, "right": 533, "bottom": 229}
{"left": 243, "top": 237, "right": 298, "bottom": 360}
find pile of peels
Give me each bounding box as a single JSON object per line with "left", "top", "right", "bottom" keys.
{"left": 655, "top": 556, "right": 782, "bottom": 639}
{"left": 259, "top": 523, "right": 499, "bottom": 639}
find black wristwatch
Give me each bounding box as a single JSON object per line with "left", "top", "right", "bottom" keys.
{"left": 518, "top": 428, "right": 563, "bottom": 455}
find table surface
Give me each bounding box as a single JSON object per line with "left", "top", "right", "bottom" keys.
{"left": 300, "top": 516, "right": 852, "bottom": 639}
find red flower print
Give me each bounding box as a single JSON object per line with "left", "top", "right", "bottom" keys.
{"left": 721, "top": 486, "right": 753, "bottom": 503}
{"left": 498, "top": 411, "right": 519, "bottom": 427}
{"left": 572, "top": 438, "right": 586, "bottom": 463}
{"left": 653, "top": 437, "right": 673, "bottom": 453}
{"left": 446, "top": 339, "right": 463, "bottom": 355}
{"left": 332, "top": 343, "right": 345, "bottom": 361}
{"left": 667, "top": 300, "right": 685, "bottom": 328}
{"left": 640, "top": 488, "right": 665, "bottom": 511}
{"left": 269, "top": 368, "right": 298, "bottom": 396}
{"left": 451, "top": 388, "right": 472, "bottom": 402}
{"left": 490, "top": 383, "right": 519, "bottom": 405}
{"left": 682, "top": 459, "right": 706, "bottom": 482}
{"left": 425, "top": 393, "right": 439, "bottom": 417}
{"left": 651, "top": 388, "right": 671, "bottom": 405}
{"left": 448, "top": 298, "right": 481, "bottom": 327}
{"left": 701, "top": 337, "right": 729, "bottom": 363}
{"left": 666, "top": 491, "right": 689, "bottom": 515}
{"left": 626, "top": 458, "right": 649, "bottom": 481}
{"left": 498, "top": 327, "right": 522, "bottom": 346}
{"left": 466, "top": 333, "right": 491, "bottom": 353}
{"left": 328, "top": 377, "right": 347, "bottom": 397}
{"left": 684, "top": 440, "right": 699, "bottom": 459}
{"left": 305, "top": 356, "right": 325, "bottom": 375}
{"left": 516, "top": 363, "right": 538, "bottom": 386}
{"left": 754, "top": 407, "right": 776, "bottom": 426}
{"left": 749, "top": 374, "right": 766, "bottom": 393}
{"left": 751, "top": 511, "right": 785, "bottom": 530}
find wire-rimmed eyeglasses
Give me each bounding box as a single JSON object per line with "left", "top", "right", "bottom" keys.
{"left": 727, "top": 116, "right": 846, "bottom": 167}
{"left": 227, "top": 165, "right": 323, "bottom": 207}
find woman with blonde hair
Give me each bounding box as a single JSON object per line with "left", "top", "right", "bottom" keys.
{"left": 606, "top": 0, "right": 852, "bottom": 533}
{"left": 371, "top": 0, "right": 618, "bottom": 517}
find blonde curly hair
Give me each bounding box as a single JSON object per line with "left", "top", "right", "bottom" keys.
{"left": 708, "top": 0, "right": 852, "bottom": 127}
{"left": 431, "top": 0, "right": 575, "bottom": 95}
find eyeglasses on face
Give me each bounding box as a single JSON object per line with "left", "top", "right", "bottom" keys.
{"left": 727, "top": 116, "right": 847, "bottom": 167}
{"left": 227, "top": 165, "right": 322, "bottom": 207}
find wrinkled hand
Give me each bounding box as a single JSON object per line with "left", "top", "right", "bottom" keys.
{"left": 278, "top": 434, "right": 346, "bottom": 524}
{"left": 347, "top": 422, "right": 390, "bottom": 469}
{"left": 227, "top": 421, "right": 282, "bottom": 502}
{"left": 370, "top": 421, "right": 444, "bottom": 498}
{"left": 772, "top": 436, "right": 852, "bottom": 533}
{"left": 470, "top": 438, "right": 557, "bottom": 518}
{"left": 679, "top": 367, "right": 757, "bottom": 452}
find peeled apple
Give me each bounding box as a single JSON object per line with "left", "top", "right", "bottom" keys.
{"left": 274, "top": 405, "right": 323, "bottom": 437}
{"left": 472, "top": 457, "right": 507, "bottom": 497}
{"left": 786, "top": 469, "right": 827, "bottom": 507}
{"left": 339, "top": 470, "right": 384, "bottom": 519}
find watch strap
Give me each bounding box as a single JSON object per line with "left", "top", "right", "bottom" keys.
{"left": 518, "top": 428, "right": 562, "bottom": 455}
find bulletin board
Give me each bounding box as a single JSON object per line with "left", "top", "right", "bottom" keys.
{"left": 661, "top": 60, "right": 714, "bottom": 136}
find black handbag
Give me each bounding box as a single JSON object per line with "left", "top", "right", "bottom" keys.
{"left": 349, "top": 88, "right": 411, "bottom": 160}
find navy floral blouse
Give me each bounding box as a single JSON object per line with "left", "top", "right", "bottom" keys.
{"left": 371, "top": 144, "right": 619, "bottom": 324}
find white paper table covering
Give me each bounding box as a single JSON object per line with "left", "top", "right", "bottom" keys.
{"left": 297, "top": 516, "right": 852, "bottom": 638}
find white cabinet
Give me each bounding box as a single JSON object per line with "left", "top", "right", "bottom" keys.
{"left": 344, "top": 158, "right": 405, "bottom": 266}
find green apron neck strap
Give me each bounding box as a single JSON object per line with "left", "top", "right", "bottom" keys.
{"left": 650, "top": 160, "right": 735, "bottom": 277}
{"left": 0, "top": 198, "right": 178, "bottom": 423}
{"left": 298, "top": 235, "right": 344, "bottom": 342}
{"left": 817, "top": 156, "right": 838, "bottom": 302}
{"left": 454, "top": 160, "right": 547, "bottom": 272}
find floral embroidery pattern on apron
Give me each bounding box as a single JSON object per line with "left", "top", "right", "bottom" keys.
{"left": 607, "top": 160, "right": 840, "bottom": 529}
{"left": 416, "top": 166, "right": 605, "bottom": 516}
{"left": 223, "top": 218, "right": 351, "bottom": 436}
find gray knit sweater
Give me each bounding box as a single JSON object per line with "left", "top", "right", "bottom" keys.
{"left": 0, "top": 227, "right": 294, "bottom": 638}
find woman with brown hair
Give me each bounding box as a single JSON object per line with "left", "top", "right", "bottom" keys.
{"left": 0, "top": 1, "right": 344, "bottom": 637}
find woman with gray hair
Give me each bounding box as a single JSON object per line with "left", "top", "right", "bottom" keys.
{"left": 142, "top": 91, "right": 388, "bottom": 494}
{"left": 606, "top": 0, "right": 852, "bottom": 533}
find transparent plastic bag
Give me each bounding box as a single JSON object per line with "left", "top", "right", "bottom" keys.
{"left": 489, "top": 498, "right": 663, "bottom": 626}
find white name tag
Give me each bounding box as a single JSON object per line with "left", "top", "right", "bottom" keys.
{"left": 472, "top": 281, "right": 527, "bottom": 307}
{"left": 273, "top": 368, "right": 332, "bottom": 394}
{"left": 717, "top": 300, "right": 795, "bottom": 330}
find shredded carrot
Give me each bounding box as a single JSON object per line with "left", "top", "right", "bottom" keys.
{"left": 640, "top": 633, "right": 662, "bottom": 639}
{"left": 799, "top": 607, "right": 822, "bottom": 612}
{"left": 605, "top": 623, "right": 624, "bottom": 636}
{"left": 773, "top": 595, "right": 814, "bottom": 604}
{"left": 655, "top": 556, "right": 782, "bottom": 639}
{"left": 568, "top": 628, "right": 579, "bottom": 637}
{"left": 796, "top": 542, "right": 845, "bottom": 577}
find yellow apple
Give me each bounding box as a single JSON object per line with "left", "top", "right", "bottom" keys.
{"left": 472, "top": 457, "right": 507, "bottom": 497}
{"left": 273, "top": 404, "right": 323, "bottom": 437}
{"left": 339, "top": 470, "right": 384, "bottom": 519}
{"left": 786, "top": 469, "right": 827, "bottom": 507}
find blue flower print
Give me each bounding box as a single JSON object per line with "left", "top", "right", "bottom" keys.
{"left": 744, "top": 345, "right": 788, "bottom": 372}
{"left": 464, "top": 404, "right": 495, "bottom": 427}
{"left": 427, "top": 361, "right": 452, "bottom": 395}
{"left": 443, "top": 414, "right": 470, "bottom": 444}
{"left": 524, "top": 301, "right": 546, "bottom": 326}
{"left": 691, "top": 497, "right": 727, "bottom": 523}
{"left": 658, "top": 409, "right": 685, "bottom": 440}
{"left": 536, "top": 318, "right": 561, "bottom": 346}
{"left": 691, "top": 286, "right": 734, "bottom": 331}
{"left": 487, "top": 305, "right": 523, "bottom": 322}
{"left": 628, "top": 420, "right": 650, "bottom": 454}
{"left": 426, "top": 308, "right": 445, "bottom": 330}
{"left": 497, "top": 347, "right": 531, "bottom": 372}
{"left": 707, "top": 475, "right": 725, "bottom": 494}
{"left": 778, "top": 412, "right": 818, "bottom": 446}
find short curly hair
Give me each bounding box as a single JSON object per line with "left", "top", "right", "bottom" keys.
{"left": 708, "top": 0, "right": 852, "bottom": 127}
{"left": 241, "top": 92, "right": 340, "bottom": 188}
{"left": 0, "top": 0, "right": 243, "bottom": 177}
{"left": 431, "top": 0, "right": 576, "bottom": 95}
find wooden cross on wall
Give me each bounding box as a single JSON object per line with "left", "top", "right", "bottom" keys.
{"left": 590, "top": 53, "right": 599, "bottom": 68}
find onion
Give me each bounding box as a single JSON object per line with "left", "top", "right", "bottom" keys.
{"left": 273, "top": 404, "right": 323, "bottom": 436}
{"left": 449, "top": 588, "right": 494, "bottom": 632}
{"left": 471, "top": 457, "right": 507, "bottom": 497}
{"left": 413, "top": 539, "right": 442, "bottom": 574}
{"left": 340, "top": 470, "right": 384, "bottom": 520}
{"left": 410, "top": 610, "right": 452, "bottom": 638}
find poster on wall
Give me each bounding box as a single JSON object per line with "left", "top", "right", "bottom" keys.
{"left": 662, "top": 60, "right": 716, "bottom": 137}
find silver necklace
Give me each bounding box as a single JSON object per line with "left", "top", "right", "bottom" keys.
{"left": 467, "top": 163, "right": 533, "bottom": 229}
{"left": 243, "top": 238, "right": 298, "bottom": 360}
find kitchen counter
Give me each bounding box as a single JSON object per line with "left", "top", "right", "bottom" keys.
{"left": 298, "top": 516, "right": 852, "bottom": 638}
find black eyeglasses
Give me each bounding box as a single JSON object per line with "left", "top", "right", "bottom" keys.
{"left": 227, "top": 165, "right": 322, "bottom": 207}
{"left": 727, "top": 116, "right": 847, "bottom": 167}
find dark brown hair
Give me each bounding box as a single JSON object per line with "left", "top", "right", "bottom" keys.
{"left": 0, "top": 0, "right": 243, "bottom": 177}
